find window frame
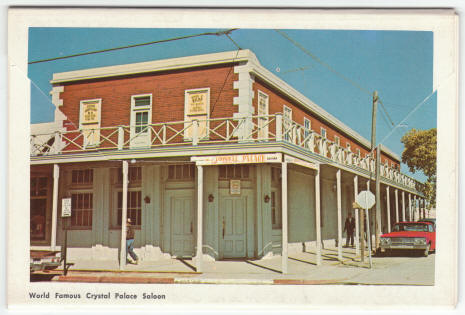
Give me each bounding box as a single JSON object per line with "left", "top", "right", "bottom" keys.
{"left": 320, "top": 127, "right": 327, "bottom": 139}
{"left": 257, "top": 90, "right": 269, "bottom": 140}
{"left": 79, "top": 98, "right": 102, "bottom": 148}
{"left": 130, "top": 93, "right": 152, "bottom": 148}
{"left": 283, "top": 105, "right": 293, "bottom": 141}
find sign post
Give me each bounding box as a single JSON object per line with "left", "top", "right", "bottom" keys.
{"left": 61, "top": 198, "right": 72, "bottom": 275}
{"left": 355, "top": 190, "right": 375, "bottom": 268}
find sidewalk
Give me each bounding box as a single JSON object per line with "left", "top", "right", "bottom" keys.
{"left": 42, "top": 245, "right": 387, "bottom": 285}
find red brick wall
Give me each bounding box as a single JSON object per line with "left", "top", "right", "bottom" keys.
{"left": 253, "top": 78, "right": 399, "bottom": 168}
{"left": 59, "top": 64, "right": 238, "bottom": 129}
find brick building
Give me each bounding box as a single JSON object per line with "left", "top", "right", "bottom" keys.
{"left": 30, "top": 50, "right": 426, "bottom": 271}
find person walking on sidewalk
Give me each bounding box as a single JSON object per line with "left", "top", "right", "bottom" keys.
{"left": 126, "top": 218, "right": 139, "bottom": 264}
{"left": 344, "top": 212, "right": 356, "bottom": 247}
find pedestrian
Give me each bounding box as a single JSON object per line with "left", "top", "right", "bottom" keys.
{"left": 126, "top": 218, "right": 139, "bottom": 264}
{"left": 343, "top": 212, "right": 356, "bottom": 247}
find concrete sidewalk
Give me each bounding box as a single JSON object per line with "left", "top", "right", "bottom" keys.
{"left": 44, "top": 245, "right": 394, "bottom": 285}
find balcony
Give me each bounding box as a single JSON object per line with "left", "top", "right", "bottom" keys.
{"left": 30, "top": 113, "right": 417, "bottom": 190}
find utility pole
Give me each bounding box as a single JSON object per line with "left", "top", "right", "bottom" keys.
{"left": 371, "top": 91, "right": 381, "bottom": 253}
{"left": 360, "top": 206, "right": 365, "bottom": 262}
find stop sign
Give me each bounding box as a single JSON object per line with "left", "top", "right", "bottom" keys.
{"left": 355, "top": 190, "right": 376, "bottom": 209}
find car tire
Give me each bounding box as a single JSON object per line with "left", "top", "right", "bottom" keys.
{"left": 424, "top": 244, "right": 430, "bottom": 257}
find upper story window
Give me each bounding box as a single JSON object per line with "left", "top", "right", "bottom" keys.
{"left": 334, "top": 136, "right": 340, "bottom": 146}
{"left": 346, "top": 143, "right": 351, "bottom": 151}
{"left": 356, "top": 148, "right": 361, "bottom": 156}
{"left": 219, "top": 165, "right": 250, "bottom": 180}
{"left": 320, "top": 128, "right": 327, "bottom": 139}
{"left": 130, "top": 94, "right": 152, "bottom": 148}
{"left": 304, "top": 117, "right": 311, "bottom": 138}
{"left": 79, "top": 99, "right": 102, "bottom": 148}
{"left": 257, "top": 91, "right": 269, "bottom": 140}
{"left": 283, "top": 105, "right": 293, "bottom": 141}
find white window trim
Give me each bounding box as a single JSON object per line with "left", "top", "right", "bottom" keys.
{"left": 257, "top": 90, "right": 269, "bottom": 140}
{"left": 130, "top": 94, "right": 152, "bottom": 148}
{"left": 346, "top": 142, "right": 351, "bottom": 151}
{"left": 184, "top": 88, "right": 210, "bottom": 141}
{"left": 79, "top": 98, "right": 102, "bottom": 148}
{"left": 283, "top": 105, "right": 292, "bottom": 141}
{"left": 334, "top": 135, "right": 340, "bottom": 146}
{"left": 320, "top": 127, "right": 327, "bottom": 138}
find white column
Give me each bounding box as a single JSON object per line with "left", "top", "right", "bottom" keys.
{"left": 51, "top": 164, "right": 59, "bottom": 250}
{"left": 395, "top": 189, "right": 399, "bottom": 223}
{"left": 386, "top": 186, "right": 391, "bottom": 233}
{"left": 402, "top": 191, "right": 406, "bottom": 221}
{"left": 315, "top": 165, "right": 322, "bottom": 265}
{"left": 196, "top": 165, "right": 204, "bottom": 272}
{"left": 119, "top": 160, "right": 129, "bottom": 270}
{"left": 408, "top": 193, "right": 412, "bottom": 221}
{"left": 336, "top": 169, "right": 342, "bottom": 261}
{"left": 282, "top": 162, "right": 288, "bottom": 273}
{"left": 354, "top": 176, "right": 360, "bottom": 256}
{"left": 415, "top": 196, "right": 418, "bottom": 221}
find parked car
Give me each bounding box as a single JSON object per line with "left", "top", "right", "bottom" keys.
{"left": 379, "top": 221, "right": 436, "bottom": 257}
{"left": 30, "top": 250, "right": 61, "bottom": 272}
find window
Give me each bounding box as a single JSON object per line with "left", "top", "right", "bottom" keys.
{"left": 271, "top": 191, "right": 282, "bottom": 229}
{"left": 113, "top": 167, "right": 142, "bottom": 228}
{"left": 219, "top": 165, "right": 250, "bottom": 179}
{"left": 31, "top": 176, "right": 49, "bottom": 241}
{"left": 79, "top": 99, "right": 102, "bottom": 147}
{"left": 68, "top": 169, "right": 94, "bottom": 229}
{"left": 334, "top": 136, "right": 340, "bottom": 146}
{"left": 257, "top": 91, "right": 269, "bottom": 140}
{"left": 70, "top": 192, "right": 93, "bottom": 228}
{"left": 283, "top": 105, "right": 292, "bottom": 141}
{"left": 130, "top": 94, "right": 152, "bottom": 148}
{"left": 356, "top": 148, "right": 361, "bottom": 156}
{"left": 304, "top": 117, "right": 311, "bottom": 139}
{"left": 116, "top": 191, "right": 142, "bottom": 226}
{"left": 346, "top": 143, "right": 351, "bottom": 151}
{"left": 168, "top": 164, "right": 195, "bottom": 180}
{"left": 320, "top": 128, "right": 327, "bottom": 138}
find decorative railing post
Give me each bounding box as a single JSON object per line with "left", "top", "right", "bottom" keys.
{"left": 192, "top": 119, "right": 199, "bottom": 146}
{"left": 54, "top": 131, "right": 61, "bottom": 154}
{"left": 276, "top": 113, "right": 283, "bottom": 142}
{"left": 118, "top": 126, "right": 124, "bottom": 150}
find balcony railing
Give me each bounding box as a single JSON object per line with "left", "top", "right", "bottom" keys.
{"left": 30, "top": 113, "right": 417, "bottom": 190}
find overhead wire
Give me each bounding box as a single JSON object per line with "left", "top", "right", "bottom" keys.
{"left": 28, "top": 28, "right": 239, "bottom": 64}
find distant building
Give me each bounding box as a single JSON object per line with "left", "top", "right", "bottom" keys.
{"left": 30, "top": 50, "right": 425, "bottom": 271}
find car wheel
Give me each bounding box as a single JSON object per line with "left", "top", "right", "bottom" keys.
{"left": 424, "top": 244, "right": 430, "bottom": 257}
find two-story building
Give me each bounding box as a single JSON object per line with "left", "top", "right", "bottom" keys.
{"left": 30, "top": 49, "right": 426, "bottom": 272}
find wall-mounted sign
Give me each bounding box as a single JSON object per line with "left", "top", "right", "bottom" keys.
{"left": 230, "top": 180, "right": 241, "bottom": 195}
{"left": 186, "top": 90, "right": 208, "bottom": 115}
{"left": 81, "top": 100, "right": 100, "bottom": 125}
{"left": 61, "top": 198, "right": 72, "bottom": 218}
{"left": 284, "top": 155, "right": 318, "bottom": 170}
{"left": 192, "top": 153, "right": 282, "bottom": 165}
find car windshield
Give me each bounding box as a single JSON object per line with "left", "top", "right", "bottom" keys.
{"left": 393, "top": 224, "right": 429, "bottom": 232}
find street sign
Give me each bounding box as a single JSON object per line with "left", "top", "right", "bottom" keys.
{"left": 355, "top": 191, "right": 375, "bottom": 209}
{"left": 61, "top": 198, "right": 72, "bottom": 217}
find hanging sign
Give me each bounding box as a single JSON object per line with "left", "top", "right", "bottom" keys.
{"left": 230, "top": 180, "right": 241, "bottom": 195}
{"left": 81, "top": 100, "right": 100, "bottom": 125}
{"left": 192, "top": 153, "right": 282, "bottom": 165}
{"left": 61, "top": 198, "right": 72, "bottom": 217}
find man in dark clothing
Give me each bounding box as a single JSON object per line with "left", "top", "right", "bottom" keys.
{"left": 126, "top": 218, "right": 139, "bottom": 264}
{"left": 343, "top": 212, "right": 356, "bottom": 247}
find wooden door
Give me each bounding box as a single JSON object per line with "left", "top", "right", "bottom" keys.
{"left": 169, "top": 193, "right": 194, "bottom": 257}
{"left": 220, "top": 195, "right": 247, "bottom": 258}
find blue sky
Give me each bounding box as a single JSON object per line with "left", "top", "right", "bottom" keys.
{"left": 28, "top": 28, "right": 436, "bottom": 181}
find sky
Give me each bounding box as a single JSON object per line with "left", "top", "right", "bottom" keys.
{"left": 27, "top": 28, "right": 436, "bottom": 182}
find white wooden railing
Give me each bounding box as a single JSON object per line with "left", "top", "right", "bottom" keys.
{"left": 30, "top": 113, "right": 417, "bottom": 190}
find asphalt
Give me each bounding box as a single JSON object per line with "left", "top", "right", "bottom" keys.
{"left": 31, "top": 245, "right": 435, "bottom": 285}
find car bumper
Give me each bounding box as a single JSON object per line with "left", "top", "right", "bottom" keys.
{"left": 380, "top": 244, "right": 428, "bottom": 251}
{"left": 30, "top": 261, "right": 61, "bottom": 272}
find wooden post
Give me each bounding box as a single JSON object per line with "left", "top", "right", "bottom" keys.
{"left": 119, "top": 160, "right": 128, "bottom": 270}
{"left": 375, "top": 146, "right": 381, "bottom": 250}
{"left": 336, "top": 169, "right": 342, "bottom": 261}
{"left": 315, "top": 164, "right": 322, "bottom": 265}
{"left": 51, "top": 164, "right": 59, "bottom": 250}
{"left": 360, "top": 206, "right": 365, "bottom": 263}
{"left": 386, "top": 186, "right": 391, "bottom": 233}
{"left": 282, "top": 162, "right": 288, "bottom": 273}
{"left": 196, "top": 165, "right": 204, "bottom": 272}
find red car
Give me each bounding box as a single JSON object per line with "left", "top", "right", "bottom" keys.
{"left": 379, "top": 221, "right": 436, "bottom": 257}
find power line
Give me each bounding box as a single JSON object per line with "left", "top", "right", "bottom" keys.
{"left": 28, "top": 28, "right": 239, "bottom": 64}
{"left": 275, "top": 29, "right": 372, "bottom": 96}
{"left": 378, "top": 98, "right": 395, "bottom": 127}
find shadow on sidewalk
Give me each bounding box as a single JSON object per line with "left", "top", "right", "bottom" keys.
{"left": 176, "top": 258, "right": 197, "bottom": 272}
{"left": 244, "top": 260, "right": 282, "bottom": 274}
